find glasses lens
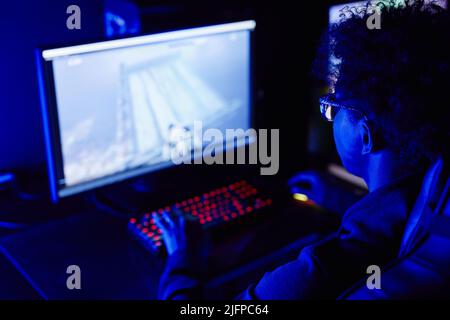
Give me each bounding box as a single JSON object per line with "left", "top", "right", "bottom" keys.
{"left": 320, "top": 102, "right": 336, "bottom": 121}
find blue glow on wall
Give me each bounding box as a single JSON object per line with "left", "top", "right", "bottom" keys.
{"left": 0, "top": 1, "right": 104, "bottom": 171}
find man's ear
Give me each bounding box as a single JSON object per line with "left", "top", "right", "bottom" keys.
{"left": 359, "top": 120, "right": 373, "bottom": 155}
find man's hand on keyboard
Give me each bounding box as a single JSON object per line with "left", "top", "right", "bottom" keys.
{"left": 153, "top": 209, "right": 208, "bottom": 257}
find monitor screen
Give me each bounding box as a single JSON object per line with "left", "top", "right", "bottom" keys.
{"left": 37, "top": 20, "right": 255, "bottom": 201}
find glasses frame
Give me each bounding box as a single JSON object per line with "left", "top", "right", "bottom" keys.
{"left": 319, "top": 94, "right": 368, "bottom": 122}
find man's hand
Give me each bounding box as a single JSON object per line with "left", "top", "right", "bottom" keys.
{"left": 288, "top": 170, "right": 366, "bottom": 216}
{"left": 153, "top": 209, "right": 208, "bottom": 257}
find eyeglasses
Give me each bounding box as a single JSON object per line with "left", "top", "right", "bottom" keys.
{"left": 319, "top": 94, "right": 367, "bottom": 122}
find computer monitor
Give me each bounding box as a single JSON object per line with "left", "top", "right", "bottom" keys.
{"left": 36, "top": 20, "right": 256, "bottom": 202}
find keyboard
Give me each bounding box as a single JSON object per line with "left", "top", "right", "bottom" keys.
{"left": 128, "top": 180, "right": 273, "bottom": 254}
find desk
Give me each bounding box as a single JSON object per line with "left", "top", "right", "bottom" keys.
{"left": 0, "top": 201, "right": 339, "bottom": 299}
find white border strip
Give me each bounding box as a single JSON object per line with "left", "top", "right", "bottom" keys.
{"left": 42, "top": 20, "right": 256, "bottom": 61}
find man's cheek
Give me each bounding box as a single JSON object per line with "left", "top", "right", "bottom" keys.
{"left": 334, "top": 119, "right": 360, "bottom": 171}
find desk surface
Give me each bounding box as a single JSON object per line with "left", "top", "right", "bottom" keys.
{"left": 0, "top": 201, "right": 339, "bottom": 299}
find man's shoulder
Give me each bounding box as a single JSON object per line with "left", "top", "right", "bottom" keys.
{"left": 301, "top": 233, "right": 372, "bottom": 270}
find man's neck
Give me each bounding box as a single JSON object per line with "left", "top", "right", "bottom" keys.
{"left": 364, "top": 151, "right": 413, "bottom": 192}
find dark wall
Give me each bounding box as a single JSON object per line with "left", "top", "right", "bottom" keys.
{"left": 0, "top": 0, "right": 104, "bottom": 171}
{"left": 136, "top": 0, "right": 335, "bottom": 177}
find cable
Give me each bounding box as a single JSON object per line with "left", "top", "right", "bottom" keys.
{"left": 0, "top": 172, "right": 43, "bottom": 201}
{"left": 85, "top": 192, "right": 131, "bottom": 219}
{"left": 0, "top": 220, "right": 28, "bottom": 230}
{"left": 0, "top": 172, "right": 15, "bottom": 190}
{"left": 0, "top": 173, "right": 33, "bottom": 231}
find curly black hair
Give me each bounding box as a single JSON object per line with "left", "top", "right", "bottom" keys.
{"left": 315, "top": 0, "right": 450, "bottom": 167}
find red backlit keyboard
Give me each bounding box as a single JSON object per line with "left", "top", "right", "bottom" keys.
{"left": 128, "top": 180, "right": 273, "bottom": 253}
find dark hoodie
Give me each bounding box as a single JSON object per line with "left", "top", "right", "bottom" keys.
{"left": 159, "top": 174, "right": 421, "bottom": 300}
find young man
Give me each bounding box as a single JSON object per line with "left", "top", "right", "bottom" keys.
{"left": 154, "top": 0, "right": 450, "bottom": 299}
